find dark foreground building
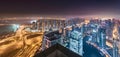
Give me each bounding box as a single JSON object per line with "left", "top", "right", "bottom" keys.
{"left": 34, "top": 43, "right": 82, "bottom": 57}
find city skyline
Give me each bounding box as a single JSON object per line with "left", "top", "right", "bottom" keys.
{"left": 0, "top": 0, "right": 120, "bottom": 57}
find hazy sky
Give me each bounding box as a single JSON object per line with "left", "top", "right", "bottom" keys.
{"left": 0, "top": 0, "right": 120, "bottom": 17}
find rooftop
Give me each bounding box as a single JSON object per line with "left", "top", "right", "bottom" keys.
{"left": 34, "top": 43, "right": 82, "bottom": 57}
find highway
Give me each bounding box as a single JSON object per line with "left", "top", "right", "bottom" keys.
{"left": 0, "top": 25, "right": 44, "bottom": 57}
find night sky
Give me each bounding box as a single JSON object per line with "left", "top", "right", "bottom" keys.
{"left": 0, "top": 0, "right": 120, "bottom": 17}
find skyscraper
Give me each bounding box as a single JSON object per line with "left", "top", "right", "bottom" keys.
{"left": 98, "top": 27, "right": 106, "bottom": 48}
{"left": 112, "top": 24, "right": 119, "bottom": 57}
{"left": 67, "top": 28, "right": 83, "bottom": 56}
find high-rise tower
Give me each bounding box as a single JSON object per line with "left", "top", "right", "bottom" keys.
{"left": 112, "top": 24, "right": 119, "bottom": 57}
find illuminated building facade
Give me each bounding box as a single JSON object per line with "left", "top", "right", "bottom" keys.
{"left": 42, "top": 31, "right": 61, "bottom": 51}
{"left": 98, "top": 27, "right": 106, "bottom": 48}
{"left": 67, "top": 27, "right": 83, "bottom": 56}
{"left": 113, "top": 24, "right": 119, "bottom": 57}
